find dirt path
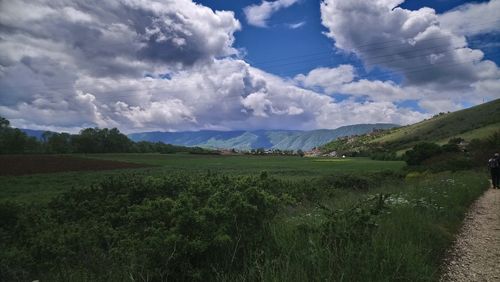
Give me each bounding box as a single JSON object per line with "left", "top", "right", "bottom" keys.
{"left": 441, "top": 187, "right": 500, "bottom": 282}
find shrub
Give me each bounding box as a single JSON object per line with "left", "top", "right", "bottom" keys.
{"left": 404, "top": 142, "right": 443, "bottom": 165}
{"left": 0, "top": 174, "right": 287, "bottom": 281}
{"left": 317, "top": 171, "right": 404, "bottom": 192}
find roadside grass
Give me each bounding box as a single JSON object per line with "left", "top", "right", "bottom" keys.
{"left": 221, "top": 171, "right": 488, "bottom": 281}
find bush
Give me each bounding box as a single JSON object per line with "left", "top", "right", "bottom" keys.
{"left": 404, "top": 142, "right": 443, "bottom": 165}
{"left": 317, "top": 171, "right": 404, "bottom": 192}
{"left": 0, "top": 174, "right": 287, "bottom": 281}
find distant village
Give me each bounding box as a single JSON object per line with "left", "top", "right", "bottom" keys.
{"left": 215, "top": 147, "right": 345, "bottom": 158}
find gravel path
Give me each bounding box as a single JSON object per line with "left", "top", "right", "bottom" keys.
{"left": 441, "top": 187, "right": 500, "bottom": 282}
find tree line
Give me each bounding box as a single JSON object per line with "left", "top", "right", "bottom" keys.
{"left": 0, "top": 116, "right": 214, "bottom": 155}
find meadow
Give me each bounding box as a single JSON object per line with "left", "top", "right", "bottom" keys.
{"left": 0, "top": 153, "right": 489, "bottom": 281}
{"left": 0, "top": 154, "right": 404, "bottom": 203}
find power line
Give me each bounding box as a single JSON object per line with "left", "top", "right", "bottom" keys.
{"left": 10, "top": 51, "right": 500, "bottom": 101}
{"left": 277, "top": 50, "right": 500, "bottom": 78}
{"left": 8, "top": 37, "right": 493, "bottom": 93}
{"left": 252, "top": 19, "right": 500, "bottom": 65}
{"left": 261, "top": 42, "right": 480, "bottom": 70}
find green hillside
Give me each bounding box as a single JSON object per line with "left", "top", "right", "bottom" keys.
{"left": 322, "top": 99, "right": 500, "bottom": 154}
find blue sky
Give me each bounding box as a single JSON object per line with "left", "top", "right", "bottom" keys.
{"left": 0, "top": 0, "right": 499, "bottom": 132}
{"left": 196, "top": 0, "right": 499, "bottom": 80}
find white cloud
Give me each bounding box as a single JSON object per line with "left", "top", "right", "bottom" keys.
{"left": 319, "top": 0, "right": 500, "bottom": 111}
{"left": 418, "top": 100, "right": 463, "bottom": 114}
{"left": 439, "top": 0, "right": 500, "bottom": 36}
{"left": 339, "top": 80, "right": 416, "bottom": 102}
{"left": 1, "top": 0, "right": 480, "bottom": 133}
{"left": 0, "top": 0, "right": 241, "bottom": 75}
{"left": 244, "top": 0, "right": 300, "bottom": 27}
{"left": 287, "top": 21, "right": 306, "bottom": 29}
{"left": 294, "top": 65, "right": 355, "bottom": 93}
{"left": 320, "top": 0, "right": 500, "bottom": 88}
{"left": 314, "top": 100, "right": 428, "bottom": 129}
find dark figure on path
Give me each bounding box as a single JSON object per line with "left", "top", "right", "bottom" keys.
{"left": 488, "top": 153, "right": 500, "bottom": 189}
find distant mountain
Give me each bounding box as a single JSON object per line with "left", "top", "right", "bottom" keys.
{"left": 19, "top": 129, "right": 49, "bottom": 140}
{"left": 128, "top": 123, "right": 399, "bottom": 151}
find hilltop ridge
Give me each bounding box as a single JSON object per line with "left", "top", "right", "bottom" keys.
{"left": 321, "top": 99, "right": 500, "bottom": 155}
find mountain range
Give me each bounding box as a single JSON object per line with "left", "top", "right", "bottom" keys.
{"left": 128, "top": 123, "right": 398, "bottom": 151}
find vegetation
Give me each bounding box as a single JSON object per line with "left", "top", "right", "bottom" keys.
{"left": 0, "top": 117, "right": 40, "bottom": 154}
{"left": 1, "top": 101, "right": 497, "bottom": 281}
{"left": 0, "top": 116, "right": 214, "bottom": 155}
{"left": 320, "top": 98, "right": 500, "bottom": 156}
{"left": 0, "top": 155, "right": 404, "bottom": 203}
{"left": 401, "top": 130, "right": 500, "bottom": 172}
{"left": 404, "top": 142, "right": 443, "bottom": 165}
{"left": 0, "top": 170, "right": 488, "bottom": 281}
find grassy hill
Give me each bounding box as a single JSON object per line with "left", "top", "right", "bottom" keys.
{"left": 321, "top": 99, "right": 500, "bottom": 154}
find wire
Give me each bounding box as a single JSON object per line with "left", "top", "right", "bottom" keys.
{"left": 8, "top": 51, "right": 499, "bottom": 101}
{"left": 252, "top": 19, "right": 500, "bottom": 65}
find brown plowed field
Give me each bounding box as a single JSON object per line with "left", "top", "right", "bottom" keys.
{"left": 0, "top": 155, "right": 148, "bottom": 176}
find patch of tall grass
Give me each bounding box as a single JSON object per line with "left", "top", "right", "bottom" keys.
{"left": 222, "top": 171, "right": 488, "bottom": 281}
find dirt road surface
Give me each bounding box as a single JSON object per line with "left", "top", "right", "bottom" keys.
{"left": 441, "top": 187, "right": 500, "bottom": 282}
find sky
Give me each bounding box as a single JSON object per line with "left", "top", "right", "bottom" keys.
{"left": 0, "top": 0, "right": 499, "bottom": 133}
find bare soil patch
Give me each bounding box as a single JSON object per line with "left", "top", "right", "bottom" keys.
{"left": 0, "top": 155, "right": 149, "bottom": 176}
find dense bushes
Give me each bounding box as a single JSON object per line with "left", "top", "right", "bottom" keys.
{"left": 0, "top": 174, "right": 286, "bottom": 281}
{"left": 404, "top": 142, "right": 443, "bottom": 165}
{"left": 403, "top": 130, "right": 500, "bottom": 171}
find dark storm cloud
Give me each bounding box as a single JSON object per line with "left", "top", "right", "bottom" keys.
{"left": 0, "top": 0, "right": 241, "bottom": 78}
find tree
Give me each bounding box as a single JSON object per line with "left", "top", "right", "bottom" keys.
{"left": 297, "top": 149, "right": 304, "bottom": 157}
{"left": 45, "top": 132, "right": 73, "bottom": 153}
{"left": 0, "top": 116, "right": 9, "bottom": 129}
{"left": 72, "top": 128, "right": 101, "bottom": 153}
{"left": 0, "top": 116, "right": 41, "bottom": 154}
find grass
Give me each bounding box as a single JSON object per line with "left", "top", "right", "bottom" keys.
{"left": 0, "top": 154, "right": 404, "bottom": 203}
{"left": 437, "top": 122, "right": 500, "bottom": 144}
{"left": 323, "top": 99, "right": 500, "bottom": 153}
{"left": 0, "top": 152, "right": 490, "bottom": 281}
{"left": 83, "top": 153, "right": 404, "bottom": 176}
{"left": 222, "top": 171, "right": 489, "bottom": 281}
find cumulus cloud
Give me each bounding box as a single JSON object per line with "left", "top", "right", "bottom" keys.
{"left": 294, "top": 65, "right": 356, "bottom": 93}
{"left": 439, "top": 0, "right": 500, "bottom": 36}
{"left": 320, "top": 0, "right": 500, "bottom": 88}
{"left": 0, "top": 0, "right": 445, "bottom": 132}
{"left": 318, "top": 0, "right": 500, "bottom": 112}
{"left": 0, "top": 0, "right": 241, "bottom": 76}
{"left": 244, "top": 0, "right": 300, "bottom": 27}
{"left": 418, "top": 99, "right": 463, "bottom": 114}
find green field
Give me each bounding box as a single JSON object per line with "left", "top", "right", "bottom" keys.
{"left": 0, "top": 153, "right": 490, "bottom": 281}
{"left": 0, "top": 154, "right": 404, "bottom": 203}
